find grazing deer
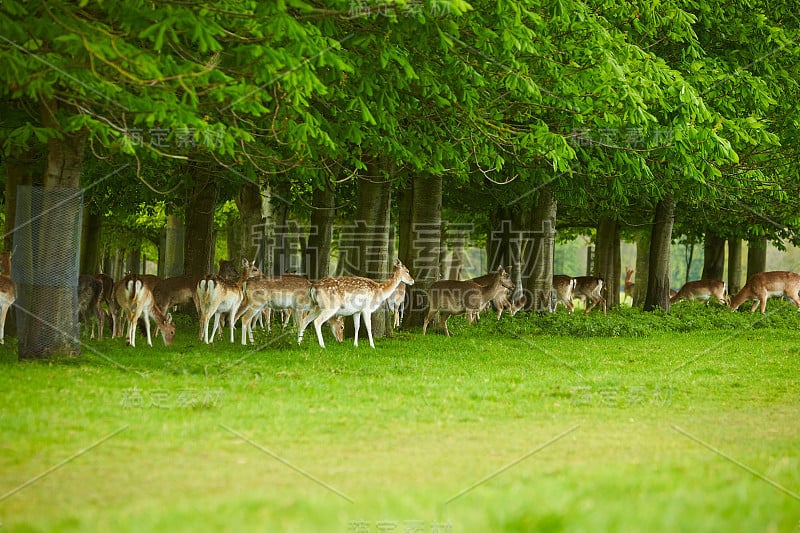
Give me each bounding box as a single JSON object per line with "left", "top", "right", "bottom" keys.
{"left": 423, "top": 267, "right": 515, "bottom": 337}
{"left": 729, "top": 271, "right": 800, "bottom": 313}
{"left": 237, "top": 274, "right": 344, "bottom": 345}
{"left": 623, "top": 267, "right": 635, "bottom": 305}
{"left": 670, "top": 279, "right": 729, "bottom": 306}
{"left": 114, "top": 274, "right": 176, "bottom": 347}
{"left": 466, "top": 266, "right": 515, "bottom": 320}
{"left": 550, "top": 275, "right": 576, "bottom": 313}
{"left": 78, "top": 275, "right": 104, "bottom": 339}
{"left": 298, "top": 258, "right": 415, "bottom": 348}
{"left": 196, "top": 259, "right": 260, "bottom": 343}
{"left": 573, "top": 276, "right": 606, "bottom": 315}
{"left": 0, "top": 252, "right": 15, "bottom": 345}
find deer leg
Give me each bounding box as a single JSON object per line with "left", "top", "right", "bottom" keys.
{"left": 352, "top": 313, "right": 361, "bottom": 347}
{"left": 362, "top": 311, "right": 375, "bottom": 348}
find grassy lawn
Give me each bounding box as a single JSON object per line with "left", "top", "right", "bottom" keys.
{"left": 1, "top": 307, "right": 799, "bottom": 532}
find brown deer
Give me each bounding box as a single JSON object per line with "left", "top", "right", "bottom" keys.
{"left": 386, "top": 283, "right": 407, "bottom": 329}
{"left": 0, "top": 252, "right": 15, "bottom": 345}
{"left": 114, "top": 274, "right": 176, "bottom": 347}
{"left": 196, "top": 259, "right": 260, "bottom": 343}
{"left": 93, "top": 273, "right": 119, "bottom": 338}
{"left": 423, "top": 267, "right": 515, "bottom": 337}
{"left": 573, "top": 276, "right": 606, "bottom": 314}
{"left": 550, "top": 275, "right": 576, "bottom": 313}
{"left": 466, "top": 266, "right": 515, "bottom": 320}
{"left": 670, "top": 279, "right": 729, "bottom": 306}
{"left": 729, "top": 271, "right": 800, "bottom": 313}
{"left": 623, "top": 267, "right": 635, "bottom": 305}
{"left": 153, "top": 275, "right": 200, "bottom": 315}
{"left": 78, "top": 275, "right": 104, "bottom": 339}
{"left": 298, "top": 258, "right": 415, "bottom": 348}
{"left": 236, "top": 274, "right": 344, "bottom": 345}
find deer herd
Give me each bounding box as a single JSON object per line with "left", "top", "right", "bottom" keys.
{"left": 1, "top": 255, "right": 800, "bottom": 348}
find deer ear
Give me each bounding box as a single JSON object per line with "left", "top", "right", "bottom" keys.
{"left": 166, "top": 312, "right": 173, "bottom": 323}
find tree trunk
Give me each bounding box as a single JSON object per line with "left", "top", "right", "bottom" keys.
{"left": 307, "top": 180, "right": 336, "bottom": 280}
{"left": 524, "top": 187, "right": 557, "bottom": 311}
{"left": 235, "top": 181, "right": 263, "bottom": 265}
{"left": 164, "top": 214, "right": 185, "bottom": 277}
{"left": 183, "top": 164, "right": 218, "bottom": 278}
{"left": 702, "top": 232, "right": 726, "bottom": 280}
{"left": 80, "top": 209, "right": 102, "bottom": 274}
{"left": 225, "top": 211, "right": 242, "bottom": 265}
{"left": 401, "top": 174, "right": 442, "bottom": 327}
{"left": 17, "top": 99, "right": 86, "bottom": 359}
{"left": 633, "top": 230, "right": 650, "bottom": 307}
{"left": 644, "top": 196, "right": 675, "bottom": 312}
{"left": 746, "top": 237, "right": 767, "bottom": 278}
{"left": 595, "top": 218, "right": 620, "bottom": 308}
{"left": 4, "top": 147, "right": 40, "bottom": 251}
{"left": 351, "top": 158, "right": 392, "bottom": 340}
{"left": 270, "top": 180, "right": 292, "bottom": 275}
{"left": 727, "top": 239, "right": 743, "bottom": 295}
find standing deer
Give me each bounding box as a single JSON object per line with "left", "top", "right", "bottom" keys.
{"left": 423, "top": 267, "right": 515, "bottom": 337}
{"left": 0, "top": 252, "right": 15, "bottom": 345}
{"left": 573, "top": 276, "right": 606, "bottom": 314}
{"left": 386, "top": 283, "right": 407, "bottom": 329}
{"left": 196, "top": 259, "right": 260, "bottom": 344}
{"left": 623, "top": 267, "right": 635, "bottom": 305}
{"left": 236, "top": 274, "right": 344, "bottom": 345}
{"left": 153, "top": 275, "right": 201, "bottom": 315}
{"left": 670, "top": 279, "right": 729, "bottom": 306}
{"left": 78, "top": 275, "right": 104, "bottom": 339}
{"left": 298, "top": 258, "right": 415, "bottom": 348}
{"left": 114, "top": 274, "right": 176, "bottom": 347}
{"left": 93, "top": 273, "right": 118, "bottom": 338}
{"left": 466, "top": 266, "right": 515, "bottom": 320}
{"left": 550, "top": 275, "right": 576, "bottom": 313}
{"left": 729, "top": 271, "right": 800, "bottom": 313}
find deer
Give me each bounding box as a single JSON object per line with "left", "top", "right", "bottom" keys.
{"left": 386, "top": 283, "right": 407, "bottom": 329}
{"left": 78, "top": 275, "right": 104, "bottom": 339}
{"left": 623, "top": 267, "right": 635, "bottom": 305}
{"left": 93, "top": 273, "right": 119, "bottom": 338}
{"left": 423, "top": 266, "right": 515, "bottom": 337}
{"left": 236, "top": 274, "right": 344, "bottom": 345}
{"left": 550, "top": 275, "right": 577, "bottom": 313}
{"left": 466, "top": 266, "right": 515, "bottom": 320}
{"left": 113, "top": 274, "right": 176, "bottom": 347}
{"left": 670, "top": 279, "right": 729, "bottom": 306}
{"left": 298, "top": 258, "right": 415, "bottom": 348}
{"left": 573, "top": 276, "right": 606, "bottom": 314}
{"left": 196, "top": 259, "right": 260, "bottom": 344}
{"left": 0, "top": 252, "right": 15, "bottom": 345}
{"left": 729, "top": 271, "right": 800, "bottom": 313}
{"left": 153, "top": 275, "right": 201, "bottom": 315}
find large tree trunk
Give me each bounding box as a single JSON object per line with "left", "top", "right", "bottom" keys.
{"left": 524, "top": 187, "right": 557, "bottom": 311}
{"left": 746, "top": 237, "right": 767, "bottom": 278}
{"left": 4, "top": 147, "right": 40, "bottom": 251}
{"left": 401, "top": 174, "right": 442, "bottom": 327}
{"left": 351, "top": 158, "right": 392, "bottom": 340}
{"left": 595, "top": 218, "right": 620, "bottom": 308}
{"left": 183, "top": 164, "right": 218, "bottom": 278}
{"left": 633, "top": 230, "right": 650, "bottom": 307}
{"left": 270, "top": 180, "right": 292, "bottom": 275}
{"left": 17, "top": 99, "right": 86, "bottom": 359}
{"left": 307, "top": 180, "right": 336, "bottom": 280}
{"left": 164, "top": 214, "right": 185, "bottom": 277}
{"left": 80, "top": 209, "right": 102, "bottom": 275}
{"left": 235, "top": 181, "right": 263, "bottom": 265}
{"left": 702, "top": 232, "right": 726, "bottom": 280}
{"left": 644, "top": 196, "right": 674, "bottom": 312}
{"left": 727, "top": 239, "right": 743, "bottom": 295}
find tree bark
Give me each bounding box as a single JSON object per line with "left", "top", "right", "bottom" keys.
{"left": 17, "top": 98, "right": 86, "bottom": 359}
{"left": 307, "top": 179, "right": 336, "bottom": 280}
{"left": 524, "top": 187, "right": 557, "bottom": 311}
{"left": 4, "top": 147, "right": 40, "bottom": 251}
{"left": 401, "top": 174, "right": 442, "bottom": 327}
{"left": 702, "top": 232, "right": 726, "bottom": 280}
{"left": 746, "top": 237, "right": 767, "bottom": 279}
{"left": 644, "top": 196, "right": 674, "bottom": 312}
{"left": 183, "top": 164, "right": 218, "bottom": 278}
{"left": 80, "top": 209, "right": 102, "bottom": 275}
{"left": 632, "top": 230, "right": 650, "bottom": 307}
{"left": 727, "top": 239, "right": 743, "bottom": 295}
{"left": 235, "top": 180, "right": 263, "bottom": 265}
{"left": 164, "top": 214, "right": 185, "bottom": 277}
{"left": 595, "top": 218, "right": 620, "bottom": 308}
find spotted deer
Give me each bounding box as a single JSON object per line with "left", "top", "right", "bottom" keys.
{"left": 550, "top": 275, "right": 577, "bottom": 313}
{"left": 671, "top": 279, "right": 729, "bottom": 306}
{"left": 298, "top": 258, "right": 415, "bottom": 348}
{"left": 423, "top": 267, "right": 515, "bottom": 337}
{"left": 196, "top": 259, "right": 260, "bottom": 344}
{"left": 114, "top": 274, "right": 176, "bottom": 347}
{"left": 573, "top": 276, "right": 606, "bottom": 315}
{"left": 0, "top": 252, "right": 15, "bottom": 344}
{"left": 729, "top": 271, "right": 800, "bottom": 313}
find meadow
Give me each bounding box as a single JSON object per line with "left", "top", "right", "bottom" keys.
{"left": 0, "top": 303, "right": 799, "bottom": 532}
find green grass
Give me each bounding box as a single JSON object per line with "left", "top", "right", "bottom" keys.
{"left": 1, "top": 304, "right": 799, "bottom": 532}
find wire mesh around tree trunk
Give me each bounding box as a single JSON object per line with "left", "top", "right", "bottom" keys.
{"left": 12, "top": 186, "right": 83, "bottom": 357}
